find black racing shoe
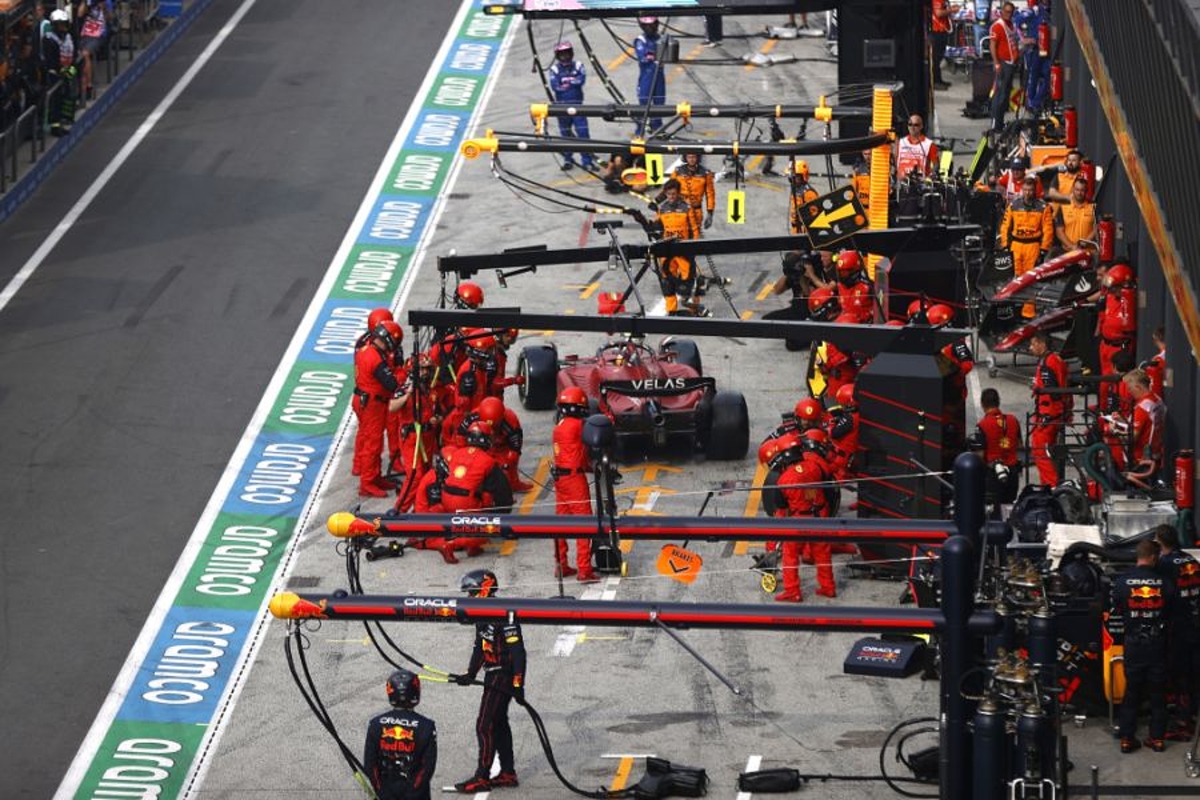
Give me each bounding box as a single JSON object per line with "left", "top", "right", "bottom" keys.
{"left": 455, "top": 776, "right": 491, "bottom": 793}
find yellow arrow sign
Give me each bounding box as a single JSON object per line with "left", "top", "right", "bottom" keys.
{"left": 645, "top": 154, "right": 665, "bottom": 185}
{"left": 809, "top": 201, "right": 859, "bottom": 229}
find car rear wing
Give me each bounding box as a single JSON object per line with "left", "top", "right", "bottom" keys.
{"left": 600, "top": 376, "right": 716, "bottom": 398}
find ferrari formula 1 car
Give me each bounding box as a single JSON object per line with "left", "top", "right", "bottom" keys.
{"left": 516, "top": 334, "right": 750, "bottom": 460}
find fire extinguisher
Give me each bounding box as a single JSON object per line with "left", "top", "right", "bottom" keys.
{"left": 1050, "top": 63, "right": 1063, "bottom": 102}
{"left": 1064, "top": 106, "right": 1077, "bottom": 147}
{"left": 1177, "top": 451, "right": 1195, "bottom": 510}
{"left": 1098, "top": 215, "right": 1116, "bottom": 262}
{"left": 1081, "top": 158, "right": 1096, "bottom": 200}
{"left": 1038, "top": 22, "right": 1051, "bottom": 58}
{"left": 1177, "top": 450, "right": 1196, "bottom": 545}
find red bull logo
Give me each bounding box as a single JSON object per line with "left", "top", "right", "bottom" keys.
{"left": 382, "top": 725, "right": 415, "bottom": 742}
{"left": 1131, "top": 585, "right": 1161, "bottom": 599}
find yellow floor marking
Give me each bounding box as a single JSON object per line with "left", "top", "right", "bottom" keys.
{"left": 741, "top": 309, "right": 755, "bottom": 320}
{"left": 746, "top": 178, "right": 782, "bottom": 191}
{"left": 743, "top": 460, "right": 768, "bottom": 518}
{"left": 746, "top": 155, "right": 764, "bottom": 172}
{"left": 517, "top": 456, "right": 551, "bottom": 515}
{"left": 577, "top": 632, "right": 630, "bottom": 643}
{"left": 621, "top": 462, "right": 682, "bottom": 482}
{"left": 746, "top": 37, "right": 779, "bottom": 70}
{"left": 580, "top": 281, "right": 600, "bottom": 300}
{"left": 611, "top": 757, "right": 635, "bottom": 791}
{"left": 756, "top": 282, "right": 775, "bottom": 301}
{"left": 607, "top": 50, "right": 631, "bottom": 73}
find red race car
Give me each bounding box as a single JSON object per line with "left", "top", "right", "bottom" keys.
{"left": 517, "top": 334, "right": 749, "bottom": 460}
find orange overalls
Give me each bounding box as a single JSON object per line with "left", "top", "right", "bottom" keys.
{"left": 672, "top": 164, "right": 716, "bottom": 235}
{"left": 655, "top": 197, "right": 698, "bottom": 313}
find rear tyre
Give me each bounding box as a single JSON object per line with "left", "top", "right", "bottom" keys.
{"left": 517, "top": 345, "right": 558, "bottom": 410}
{"left": 705, "top": 391, "right": 750, "bottom": 460}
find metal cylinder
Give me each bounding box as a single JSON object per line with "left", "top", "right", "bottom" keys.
{"left": 1177, "top": 450, "right": 1195, "bottom": 510}
{"left": 1050, "top": 63, "right": 1064, "bottom": 102}
{"left": 1064, "top": 106, "right": 1078, "bottom": 148}
{"left": 1081, "top": 158, "right": 1097, "bottom": 201}
{"left": 1017, "top": 704, "right": 1049, "bottom": 781}
{"left": 1029, "top": 608, "right": 1058, "bottom": 689}
{"left": 1098, "top": 215, "right": 1116, "bottom": 262}
{"left": 972, "top": 698, "right": 1008, "bottom": 800}
{"left": 954, "top": 452, "right": 986, "bottom": 548}
{"left": 1038, "top": 22, "right": 1051, "bottom": 58}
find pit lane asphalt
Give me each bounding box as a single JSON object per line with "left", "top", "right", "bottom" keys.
{"left": 3, "top": 5, "right": 1183, "bottom": 799}
{"left": 0, "top": 1, "right": 460, "bottom": 796}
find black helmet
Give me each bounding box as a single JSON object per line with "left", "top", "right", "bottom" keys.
{"left": 386, "top": 668, "right": 421, "bottom": 708}
{"left": 460, "top": 569, "right": 499, "bottom": 598}
{"left": 465, "top": 422, "right": 493, "bottom": 450}
{"left": 965, "top": 430, "right": 986, "bottom": 451}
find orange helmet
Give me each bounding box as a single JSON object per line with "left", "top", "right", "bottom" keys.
{"left": 794, "top": 397, "right": 825, "bottom": 425}
{"left": 926, "top": 304, "right": 954, "bottom": 327}
{"left": 808, "top": 287, "right": 839, "bottom": 320}
{"left": 455, "top": 281, "right": 485, "bottom": 309}
{"left": 367, "top": 308, "right": 394, "bottom": 331}
{"left": 835, "top": 250, "right": 862, "bottom": 277}
{"left": 374, "top": 320, "right": 403, "bottom": 352}
{"left": 1106, "top": 263, "right": 1133, "bottom": 287}
{"left": 477, "top": 396, "right": 505, "bottom": 425}
{"left": 788, "top": 159, "right": 810, "bottom": 183}
{"left": 835, "top": 383, "right": 855, "bottom": 408}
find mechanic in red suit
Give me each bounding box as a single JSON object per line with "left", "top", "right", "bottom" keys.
{"left": 352, "top": 308, "right": 396, "bottom": 477}
{"left": 551, "top": 387, "right": 599, "bottom": 582}
{"left": 354, "top": 320, "right": 404, "bottom": 497}
{"left": 392, "top": 354, "right": 447, "bottom": 510}
{"left": 466, "top": 397, "right": 533, "bottom": 493}
{"left": 1096, "top": 262, "right": 1137, "bottom": 410}
{"left": 975, "top": 387, "right": 1021, "bottom": 503}
{"left": 490, "top": 328, "right": 526, "bottom": 400}
{"left": 441, "top": 423, "right": 515, "bottom": 514}
{"left": 832, "top": 250, "right": 875, "bottom": 325}
{"left": 1029, "top": 331, "right": 1069, "bottom": 486}
{"left": 820, "top": 313, "right": 862, "bottom": 401}
{"left": 1121, "top": 369, "right": 1167, "bottom": 480}
{"left": 408, "top": 448, "right": 489, "bottom": 564}
{"left": 774, "top": 450, "right": 835, "bottom": 602}
{"left": 453, "top": 330, "right": 502, "bottom": 414}
{"left": 825, "top": 383, "right": 860, "bottom": 480}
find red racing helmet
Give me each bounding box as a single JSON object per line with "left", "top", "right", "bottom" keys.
{"left": 835, "top": 383, "right": 856, "bottom": 408}
{"left": 794, "top": 397, "right": 826, "bottom": 425}
{"left": 374, "top": 320, "right": 403, "bottom": 352}
{"left": 465, "top": 422, "right": 493, "bottom": 449}
{"left": 925, "top": 304, "right": 954, "bottom": 327}
{"left": 455, "top": 281, "right": 485, "bottom": 309}
{"left": 835, "top": 250, "right": 863, "bottom": 277}
{"left": 808, "top": 287, "right": 839, "bottom": 320}
{"left": 477, "top": 396, "right": 505, "bottom": 425}
{"left": 1106, "top": 262, "right": 1134, "bottom": 287}
{"left": 367, "top": 308, "right": 394, "bottom": 331}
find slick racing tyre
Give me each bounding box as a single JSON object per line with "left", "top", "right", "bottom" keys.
{"left": 704, "top": 391, "right": 750, "bottom": 460}
{"left": 517, "top": 344, "right": 558, "bottom": 410}
{"left": 660, "top": 337, "right": 702, "bottom": 374}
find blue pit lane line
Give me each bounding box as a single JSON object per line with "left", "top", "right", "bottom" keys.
{"left": 51, "top": 2, "right": 515, "bottom": 798}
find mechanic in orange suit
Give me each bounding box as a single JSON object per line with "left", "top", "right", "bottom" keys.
{"left": 668, "top": 152, "right": 716, "bottom": 235}
{"left": 653, "top": 179, "right": 700, "bottom": 315}
{"left": 551, "top": 387, "right": 599, "bottom": 583}
{"left": 788, "top": 160, "right": 820, "bottom": 235}
{"left": 999, "top": 176, "right": 1054, "bottom": 278}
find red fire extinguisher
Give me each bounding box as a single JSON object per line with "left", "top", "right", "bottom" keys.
{"left": 1050, "top": 63, "right": 1064, "bottom": 102}
{"left": 1098, "top": 216, "right": 1116, "bottom": 262}
{"left": 1064, "top": 106, "right": 1077, "bottom": 147}
{"left": 1178, "top": 450, "right": 1195, "bottom": 511}
{"left": 1038, "top": 22, "right": 1051, "bottom": 58}
{"left": 1081, "top": 158, "right": 1096, "bottom": 200}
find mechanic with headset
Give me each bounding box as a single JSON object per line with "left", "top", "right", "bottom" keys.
{"left": 449, "top": 571, "right": 526, "bottom": 794}
{"left": 364, "top": 669, "right": 438, "bottom": 800}
{"left": 551, "top": 387, "right": 599, "bottom": 582}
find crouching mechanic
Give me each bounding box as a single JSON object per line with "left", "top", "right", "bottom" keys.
{"left": 364, "top": 669, "right": 437, "bottom": 800}
{"left": 450, "top": 570, "right": 525, "bottom": 793}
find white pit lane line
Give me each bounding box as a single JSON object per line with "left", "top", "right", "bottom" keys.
{"left": 551, "top": 576, "right": 621, "bottom": 657}
{"left": 736, "top": 753, "right": 763, "bottom": 799}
